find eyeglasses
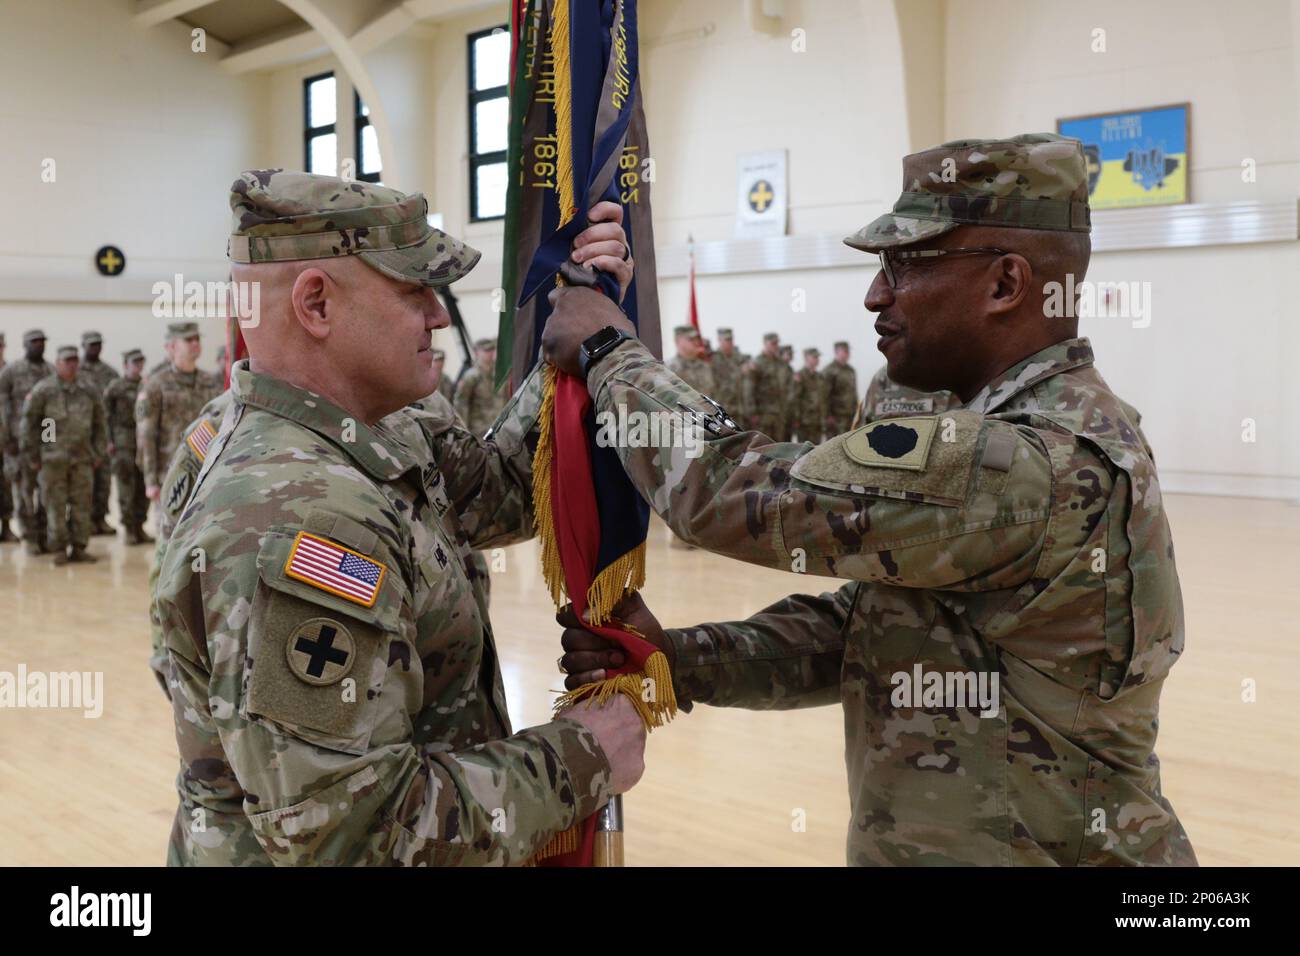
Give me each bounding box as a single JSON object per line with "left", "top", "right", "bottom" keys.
{"left": 878, "top": 247, "right": 1008, "bottom": 288}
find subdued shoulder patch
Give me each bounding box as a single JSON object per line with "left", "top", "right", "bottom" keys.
{"left": 185, "top": 418, "right": 218, "bottom": 462}
{"left": 283, "top": 531, "right": 387, "bottom": 608}
{"left": 790, "top": 410, "right": 983, "bottom": 507}
{"left": 286, "top": 618, "right": 355, "bottom": 686}
{"left": 844, "top": 416, "right": 937, "bottom": 471}
{"left": 163, "top": 469, "right": 192, "bottom": 515}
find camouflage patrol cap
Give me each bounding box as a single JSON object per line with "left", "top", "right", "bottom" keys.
{"left": 123, "top": 348, "right": 145, "bottom": 363}
{"left": 833, "top": 340, "right": 849, "bottom": 350}
{"left": 716, "top": 327, "right": 733, "bottom": 339}
{"left": 845, "top": 133, "right": 1092, "bottom": 253}
{"left": 779, "top": 345, "right": 793, "bottom": 357}
{"left": 227, "top": 170, "right": 481, "bottom": 288}
{"left": 23, "top": 329, "right": 46, "bottom": 346}
{"left": 474, "top": 338, "right": 496, "bottom": 351}
{"left": 803, "top": 347, "right": 820, "bottom": 357}
{"left": 82, "top": 331, "right": 103, "bottom": 346}
{"left": 56, "top": 345, "right": 78, "bottom": 360}
{"left": 167, "top": 322, "right": 200, "bottom": 341}
{"left": 763, "top": 332, "right": 779, "bottom": 343}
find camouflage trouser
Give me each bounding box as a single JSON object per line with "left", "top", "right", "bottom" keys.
{"left": 38, "top": 457, "right": 92, "bottom": 551}
{"left": 92, "top": 459, "right": 111, "bottom": 523}
{"left": 5, "top": 450, "right": 46, "bottom": 543}
{"left": 0, "top": 448, "right": 11, "bottom": 522}
{"left": 795, "top": 418, "right": 824, "bottom": 444}
{"left": 112, "top": 454, "right": 148, "bottom": 530}
{"left": 753, "top": 414, "right": 787, "bottom": 443}
{"left": 826, "top": 414, "right": 853, "bottom": 438}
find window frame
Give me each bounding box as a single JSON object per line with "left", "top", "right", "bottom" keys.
{"left": 303, "top": 70, "right": 337, "bottom": 176}
{"left": 353, "top": 90, "right": 381, "bottom": 184}
{"left": 467, "top": 25, "right": 510, "bottom": 222}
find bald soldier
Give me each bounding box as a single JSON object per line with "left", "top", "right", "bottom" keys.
{"left": 135, "top": 321, "right": 223, "bottom": 508}
{"left": 453, "top": 337, "right": 508, "bottom": 436}
{"left": 0, "top": 329, "right": 55, "bottom": 553}
{"left": 667, "top": 325, "right": 714, "bottom": 395}
{"left": 153, "top": 170, "right": 645, "bottom": 866}
{"left": 21, "top": 346, "right": 107, "bottom": 564}
{"left": 0, "top": 332, "right": 14, "bottom": 543}
{"left": 79, "top": 330, "right": 120, "bottom": 535}
{"left": 546, "top": 133, "right": 1196, "bottom": 866}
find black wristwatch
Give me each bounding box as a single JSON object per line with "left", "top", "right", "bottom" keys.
{"left": 578, "top": 326, "right": 633, "bottom": 377}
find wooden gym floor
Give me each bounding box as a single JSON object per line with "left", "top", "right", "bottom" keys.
{"left": 0, "top": 493, "right": 1296, "bottom": 866}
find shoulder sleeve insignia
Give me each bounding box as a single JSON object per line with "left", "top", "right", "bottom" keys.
{"left": 283, "top": 531, "right": 387, "bottom": 608}
{"left": 844, "top": 416, "right": 937, "bottom": 471}
{"left": 285, "top": 618, "right": 355, "bottom": 685}
{"left": 185, "top": 418, "right": 218, "bottom": 462}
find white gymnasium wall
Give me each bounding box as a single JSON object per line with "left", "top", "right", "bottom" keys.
{"left": 0, "top": 0, "right": 269, "bottom": 373}
{"left": 944, "top": 0, "right": 1300, "bottom": 497}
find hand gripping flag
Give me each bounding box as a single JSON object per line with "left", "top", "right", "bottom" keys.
{"left": 496, "top": 0, "right": 669, "bottom": 866}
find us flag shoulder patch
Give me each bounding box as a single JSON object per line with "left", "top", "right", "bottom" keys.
{"left": 186, "top": 418, "right": 218, "bottom": 462}
{"left": 283, "top": 531, "right": 387, "bottom": 608}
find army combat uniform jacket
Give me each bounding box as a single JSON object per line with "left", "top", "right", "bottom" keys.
{"left": 135, "top": 365, "right": 223, "bottom": 489}
{"left": 587, "top": 337, "right": 1195, "bottom": 866}
{"left": 155, "top": 363, "right": 611, "bottom": 865}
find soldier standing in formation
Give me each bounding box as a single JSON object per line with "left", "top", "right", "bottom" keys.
{"left": 709, "top": 327, "right": 747, "bottom": 422}
{"left": 547, "top": 132, "right": 1196, "bottom": 866}
{"left": 453, "top": 337, "right": 508, "bottom": 436}
{"left": 790, "top": 346, "right": 827, "bottom": 443}
{"left": 78, "top": 330, "right": 120, "bottom": 536}
{"left": 21, "top": 345, "right": 107, "bottom": 565}
{"left": 0, "top": 332, "right": 14, "bottom": 543}
{"left": 430, "top": 347, "right": 456, "bottom": 405}
{"left": 743, "top": 332, "right": 786, "bottom": 440}
{"left": 822, "top": 340, "right": 859, "bottom": 436}
{"left": 135, "top": 321, "right": 223, "bottom": 510}
{"left": 776, "top": 344, "right": 796, "bottom": 440}
{"left": 667, "top": 325, "right": 714, "bottom": 395}
{"left": 103, "top": 349, "right": 154, "bottom": 545}
{"left": 0, "top": 329, "right": 55, "bottom": 554}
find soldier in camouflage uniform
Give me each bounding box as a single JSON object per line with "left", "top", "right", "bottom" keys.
{"left": 0, "top": 329, "right": 55, "bottom": 554}
{"left": 790, "top": 347, "right": 827, "bottom": 443}
{"left": 135, "top": 321, "right": 223, "bottom": 508}
{"left": 549, "top": 133, "right": 1196, "bottom": 866}
{"left": 21, "top": 346, "right": 107, "bottom": 564}
{"left": 79, "top": 330, "right": 119, "bottom": 535}
{"left": 822, "top": 341, "right": 859, "bottom": 436}
{"left": 0, "top": 332, "right": 14, "bottom": 543}
{"left": 453, "top": 338, "right": 508, "bottom": 436}
{"left": 667, "top": 325, "right": 714, "bottom": 395}
{"left": 430, "top": 348, "right": 456, "bottom": 405}
{"left": 776, "top": 344, "right": 795, "bottom": 440}
{"left": 103, "top": 349, "right": 153, "bottom": 545}
{"left": 743, "top": 332, "right": 787, "bottom": 440}
{"left": 154, "top": 170, "right": 644, "bottom": 865}
{"left": 710, "top": 327, "right": 747, "bottom": 423}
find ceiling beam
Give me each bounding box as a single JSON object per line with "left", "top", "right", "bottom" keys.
{"left": 131, "top": 0, "right": 210, "bottom": 29}
{"left": 221, "top": 23, "right": 329, "bottom": 74}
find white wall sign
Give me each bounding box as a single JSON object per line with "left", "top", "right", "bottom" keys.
{"left": 735, "top": 150, "right": 787, "bottom": 238}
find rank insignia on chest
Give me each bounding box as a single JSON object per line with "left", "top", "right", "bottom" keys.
{"left": 433, "top": 542, "right": 449, "bottom": 569}
{"left": 284, "top": 531, "right": 387, "bottom": 607}
{"left": 185, "top": 418, "right": 218, "bottom": 462}
{"left": 844, "top": 416, "right": 937, "bottom": 471}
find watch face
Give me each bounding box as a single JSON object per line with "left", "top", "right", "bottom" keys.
{"left": 584, "top": 326, "right": 622, "bottom": 357}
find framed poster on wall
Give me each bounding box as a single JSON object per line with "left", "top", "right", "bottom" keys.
{"left": 1057, "top": 103, "right": 1190, "bottom": 210}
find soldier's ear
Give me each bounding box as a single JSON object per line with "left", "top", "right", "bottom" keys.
{"left": 291, "top": 268, "right": 333, "bottom": 340}
{"left": 987, "top": 253, "right": 1032, "bottom": 317}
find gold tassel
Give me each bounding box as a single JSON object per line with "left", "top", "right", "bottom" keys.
{"left": 527, "top": 822, "right": 582, "bottom": 865}
{"left": 532, "top": 365, "right": 567, "bottom": 608}
{"left": 585, "top": 540, "right": 646, "bottom": 626}
{"left": 553, "top": 649, "right": 678, "bottom": 729}
{"left": 550, "top": 0, "right": 576, "bottom": 225}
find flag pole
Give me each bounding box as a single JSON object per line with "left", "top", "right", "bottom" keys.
{"left": 593, "top": 796, "right": 624, "bottom": 867}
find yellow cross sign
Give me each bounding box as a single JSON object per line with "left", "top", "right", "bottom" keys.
{"left": 96, "top": 245, "right": 124, "bottom": 276}
{"left": 748, "top": 179, "right": 775, "bottom": 213}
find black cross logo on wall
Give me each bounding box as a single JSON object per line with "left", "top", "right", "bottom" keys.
{"left": 295, "top": 625, "right": 349, "bottom": 678}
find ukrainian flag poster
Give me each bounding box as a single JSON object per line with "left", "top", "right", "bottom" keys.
{"left": 1058, "top": 103, "right": 1189, "bottom": 209}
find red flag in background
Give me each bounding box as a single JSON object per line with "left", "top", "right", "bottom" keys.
{"left": 686, "top": 236, "right": 700, "bottom": 332}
